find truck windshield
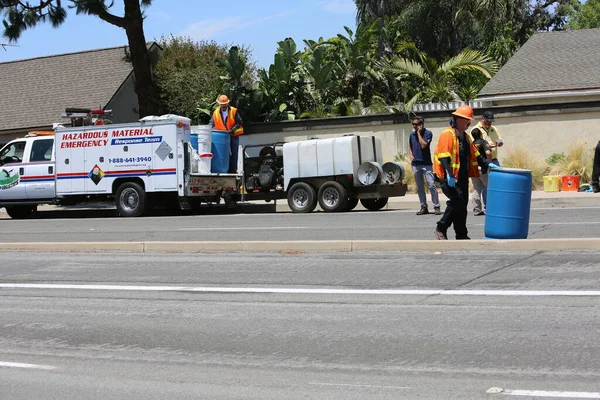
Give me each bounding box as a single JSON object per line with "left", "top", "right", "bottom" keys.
{"left": 0, "top": 141, "right": 26, "bottom": 165}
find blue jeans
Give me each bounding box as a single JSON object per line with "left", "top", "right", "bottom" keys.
{"left": 229, "top": 135, "right": 240, "bottom": 173}
{"left": 412, "top": 164, "right": 440, "bottom": 209}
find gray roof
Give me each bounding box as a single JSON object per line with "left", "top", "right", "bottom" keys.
{"left": 478, "top": 28, "right": 600, "bottom": 97}
{"left": 0, "top": 44, "right": 140, "bottom": 132}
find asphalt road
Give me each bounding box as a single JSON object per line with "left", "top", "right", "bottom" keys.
{"left": 1, "top": 251, "right": 599, "bottom": 399}
{"left": 1, "top": 205, "right": 599, "bottom": 242}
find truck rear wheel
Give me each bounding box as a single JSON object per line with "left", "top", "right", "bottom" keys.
{"left": 345, "top": 197, "right": 359, "bottom": 211}
{"left": 5, "top": 205, "right": 36, "bottom": 219}
{"left": 360, "top": 198, "right": 388, "bottom": 211}
{"left": 287, "top": 182, "right": 317, "bottom": 213}
{"left": 116, "top": 182, "right": 147, "bottom": 217}
{"left": 318, "top": 181, "right": 348, "bottom": 212}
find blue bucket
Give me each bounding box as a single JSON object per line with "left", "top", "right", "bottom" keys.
{"left": 210, "top": 130, "right": 230, "bottom": 173}
{"left": 190, "top": 133, "right": 199, "bottom": 153}
{"left": 484, "top": 168, "right": 532, "bottom": 239}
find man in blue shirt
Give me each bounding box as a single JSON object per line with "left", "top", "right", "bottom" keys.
{"left": 409, "top": 117, "right": 441, "bottom": 215}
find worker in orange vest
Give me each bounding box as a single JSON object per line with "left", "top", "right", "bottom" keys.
{"left": 210, "top": 94, "right": 244, "bottom": 173}
{"left": 433, "top": 105, "right": 498, "bottom": 240}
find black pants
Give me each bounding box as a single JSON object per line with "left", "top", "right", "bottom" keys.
{"left": 592, "top": 141, "right": 600, "bottom": 188}
{"left": 437, "top": 182, "right": 470, "bottom": 239}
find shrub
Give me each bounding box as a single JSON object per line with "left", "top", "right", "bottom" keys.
{"left": 546, "top": 152, "right": 566, "bottom": 166}
{"left": 501, "top": 146, "right": 549, "bottom": 189}
{"left": 549, "top": 140, "right": 594, "bottom": 182}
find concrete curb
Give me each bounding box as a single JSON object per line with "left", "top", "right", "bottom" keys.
{"left": 1, "top": 238, "right": 599, "bottom": 253}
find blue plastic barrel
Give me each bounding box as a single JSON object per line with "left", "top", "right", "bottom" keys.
{"left": 190, "top": 134, "right": 199, "bottom": 153}
{"left": 210, "top": 130, "right": 230, "bottom": 173}
{"left": 484, "top": 168, "right": 533, "bottom": 239}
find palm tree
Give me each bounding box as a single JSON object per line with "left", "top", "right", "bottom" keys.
{"left": 354, "top": 0, "right": 405, "bottom": 25}
{"left": 381, "top": 42, "right": 498, "bottom": 111}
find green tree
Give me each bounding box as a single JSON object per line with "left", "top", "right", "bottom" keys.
{"left": 215, "top": 46, "right": 263, "bottom": 123}
{"left": 1, "top": 0, "right": 158, "bottom": 117}
{"left": 567, "top": 0, "right": 600, "bottom": 29}
{"left": 258, "top": 38, "right": 308, "bottom": 120}
{"left": 154, "top": 36, "right": 233, "bottom": 124}
{"left": 382, "top": 43, "right": 497, "bottom": 111}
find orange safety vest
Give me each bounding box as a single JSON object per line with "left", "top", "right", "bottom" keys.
{"left": 433, "top": 127, "right": 481, "bottom": 180}
{"left": 212, "top": 106, "right": 244, "bottom": 136}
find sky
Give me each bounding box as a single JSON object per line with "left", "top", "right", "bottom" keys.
{"left": 0, "top": 0, "right": 358, "bottom": 69}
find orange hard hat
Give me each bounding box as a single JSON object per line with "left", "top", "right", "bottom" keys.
{"left": 452, "top": 104, "right": 474, "bottom": 120}
{"left": 217, "top": 94, "right": 230, "bottom": 105}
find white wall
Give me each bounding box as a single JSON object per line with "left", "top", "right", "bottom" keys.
{"left": 241, "top": 108, "right": 600, "bottom": 163}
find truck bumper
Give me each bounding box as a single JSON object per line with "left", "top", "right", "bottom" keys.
{"left": 354, "top": 183, "right": 408, "bottom": 199}
{"left": 185, "top": 174, "right": 241, "bottom": 199}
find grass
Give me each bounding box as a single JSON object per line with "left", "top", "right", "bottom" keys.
{"left": 496, "top": 146, "right": 549, "bottom": 190}
{"left": 549, "top": 140, "right": 594, "bottom": 183}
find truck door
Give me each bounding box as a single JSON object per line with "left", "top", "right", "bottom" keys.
{"left": 0, "top": 140, "right": 28, "bottom": 200}
{"left": 24, "top": 137, "right": 56, "bottom": 200}
{"left": 84, "top": 130, "right": 109, "bottom": 193}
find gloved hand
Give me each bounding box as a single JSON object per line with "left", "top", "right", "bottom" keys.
{"left": 447, "top": 174, "right": 456, "bottom": 188}
{"left": 488, "top": 163, "right": 499, "bottom": 169}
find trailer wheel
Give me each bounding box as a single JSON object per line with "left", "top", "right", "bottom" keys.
{"left": 318, "top": 181, "right": 348, "bottom": 212}
{"left": 360, "top": 197, "right": 388, "bottom": 211}
{"left": 287, "top": 182, "right": 317, "bottom": 213}
{"left": 345, "top": 197, "right": 359, "bottom": 212}
{"left": 115, "top": 182, "right": 147, "bottom": 217}
{"left": 5, "top": 205, "right": 36, "bottom": 219}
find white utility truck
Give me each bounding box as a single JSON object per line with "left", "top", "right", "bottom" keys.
{"left": 0, "top": 114, "right": 241, "bottom": 219}
{"left": 240, "top": 135, "right": 407, "bottom": 212}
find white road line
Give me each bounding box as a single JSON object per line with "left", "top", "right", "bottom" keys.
{"left": 178, "top": 226, "right": 310, "bottom": 231}
{"left": 531, "top": 206, "right": 600, "bottom": 211}
{"left": 501, "top": 389, "right": 600, "bottom": 398}
{"left": 0, "top": 361, "right": 56, "bottom": 370}
{"left": 310, "top": 382, "right": 411, "bottom": 389}
{"left": 473, "top": 222, "right": 600, "bottom": 226}
{"left": 2, "top": 284, "right": 600, "bottom": 296}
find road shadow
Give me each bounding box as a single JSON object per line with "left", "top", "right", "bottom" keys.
{"left": 0, "top": 202, "right": 277, "bottom": 220}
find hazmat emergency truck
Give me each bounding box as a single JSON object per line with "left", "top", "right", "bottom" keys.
{"left": 0, "top": 114, "right": 241, "bottom": 219}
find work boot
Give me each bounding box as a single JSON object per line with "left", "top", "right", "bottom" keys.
{"left": 593, "top": 184, "right": 600, "bottom": 193}
{"left": 434, "top": 228, "right": 448, "bottom": 240}
{"left": 434, "top": 207, "right": 442, "bottom": 215}
{"left": 417, "top": 206, "right": 429, "bottom": 215}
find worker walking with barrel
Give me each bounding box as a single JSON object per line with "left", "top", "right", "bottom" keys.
{"left": 210, "top": 94, "right": 244, "bottom": 173}
{"left": 433, "top": 105, "right": 498, "bottom": 240}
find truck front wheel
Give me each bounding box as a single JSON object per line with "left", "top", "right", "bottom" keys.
{"left": 318, "top": 181, "right": 348, "bottom": 212}
{"left": 5, "top": 205, "right": 36, "bottom": 219}
{"left": 116, "top": 182, "right": 147, "bottom": 217}
{"left": 287, "top": 182, "right": 317, "bottom": 213}
{"left": 360, "top": 198, "right": 388, "bottom": 211}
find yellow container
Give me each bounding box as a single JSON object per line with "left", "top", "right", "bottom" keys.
{"left": 543, "top": 175, "right": 561, "bottom": 192}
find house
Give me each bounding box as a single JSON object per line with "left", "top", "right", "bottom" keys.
{"left": 477, "top": 28, "right": 600, "bottom": 107}
{"left": 0, "top": 42, "right": 160, "bottom": 146}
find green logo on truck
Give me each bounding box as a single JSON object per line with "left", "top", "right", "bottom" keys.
{"left": 0, "top": 168, "right": 19, "bottom": 190}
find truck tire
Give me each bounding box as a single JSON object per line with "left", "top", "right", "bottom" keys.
{"left": 318, "top": 181, "right": 348, "bottom": 212}
{"left": 115, "top": 182, "right": 147, "bottom": 217}
{"left": 345, "top": 197, "right": 359, "bottom": 211}
{"left": 5, "top": 205, "right": 36, "bottom": 219}
{"left": 360, "top": 197, "right": 388, "bottom": 211}
{"left": 287, "top": 182, "right": 317, "bottom": 213}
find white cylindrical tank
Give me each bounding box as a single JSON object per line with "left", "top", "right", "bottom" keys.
{"left": 192, "top": 125, "right": 212, "bottom": 174}
{"left": 282, "top": 136, "right": 383, "bottom": 189}
{"left": 192, "top": 125, "right": 212, "bottom": 155}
